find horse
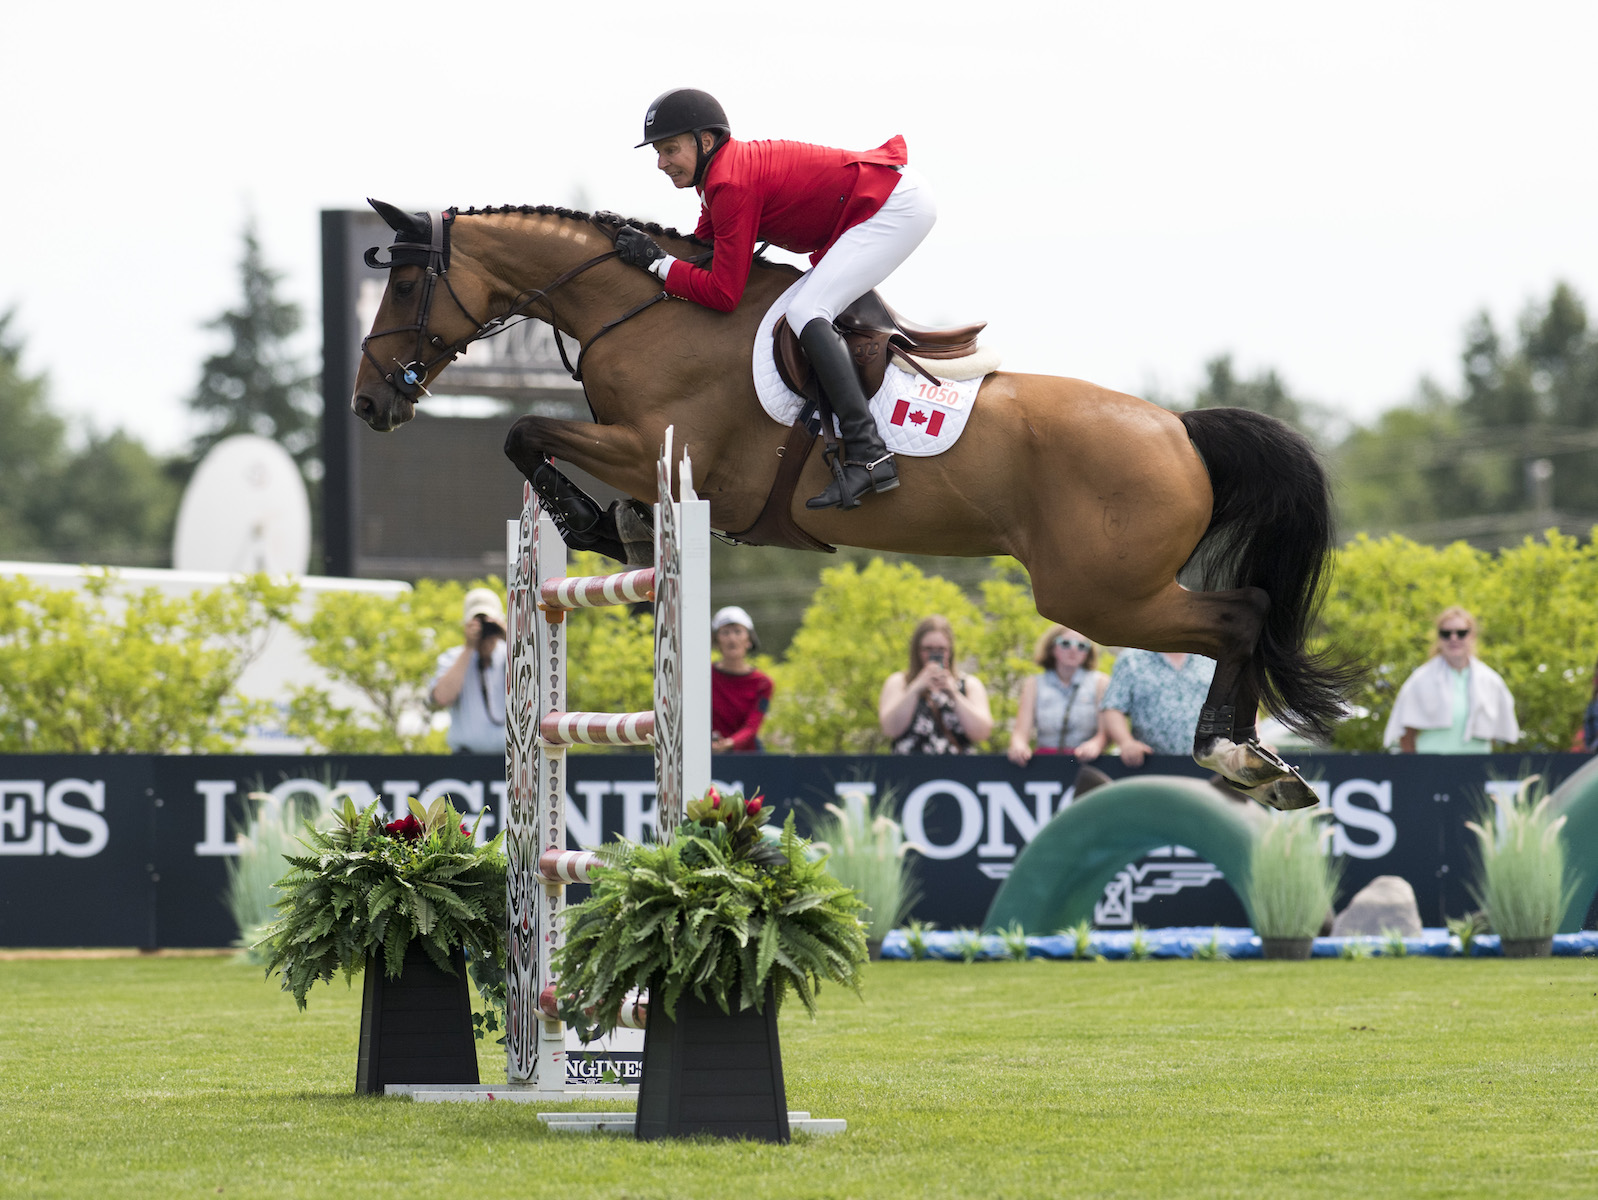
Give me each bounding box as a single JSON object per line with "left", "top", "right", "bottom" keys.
{"left": 351, "top": 199, "right": 1360, "bottom": 809}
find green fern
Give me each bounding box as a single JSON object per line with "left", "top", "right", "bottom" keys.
{"left": 258, "top": 795, "right": 506, "bottom": 1010}
{"left": 551, "top": 811, "right": 867, "bottom": 1040}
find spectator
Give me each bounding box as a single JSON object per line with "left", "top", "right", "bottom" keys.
{"left": 429, "top": 588, "right": 507, "bottom": 755}
{"left": 879, "top": 615, "right": 994, "bottom": 754}
{"left": 1089, "top": 648, "right": 1217, "bottom": 767}
{"left": 710, "top": 605, "right": 772, "bottom": 753}
{"left": 1384, "top": 606, "right": 1518, "bottom": 753}
{"left": 1007, "top": 626, "right": 1111, "bottom": 766}
{"left": 1582, "top": 656, "right": 1598, "bottom": 753}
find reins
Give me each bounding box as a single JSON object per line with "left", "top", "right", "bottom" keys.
{"left": 361, "top": 209, "right": 668, "bottom": 397}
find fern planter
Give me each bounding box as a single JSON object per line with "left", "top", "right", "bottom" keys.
{"left": 552, "top": 790, "right": 866, "bottom": 1138}
{"left": 355, "top": 943, "right": 478, "bottom": 1095}
{"left": 635, "top": 978, "right": 789, "bottom": 1143}
{"left": 259, "top": 795, "right": 508, "bottom": 1078}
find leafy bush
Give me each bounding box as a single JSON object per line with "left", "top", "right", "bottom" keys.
{"left": 0, "top": 571, "right": 296, "bottom": 752}
{"left": 1318, "top": 530, "right": 1598, "bottom": 751}
{"left": 1464, "top": 777, "right": 1576, "bottom": 941}
{"left": 1246, "top": 809, "right": 1341, "bottom": 939}
{"left": 765, "top": 557, "right": 1047, "bottom": 753}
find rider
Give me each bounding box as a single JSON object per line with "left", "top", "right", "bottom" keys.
{"left": 614, "top": 88, "right": 937, "bottom": 511}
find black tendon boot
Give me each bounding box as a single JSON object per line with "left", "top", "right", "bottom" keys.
{"left": 800, "top": 318, "right": 899, "bottom": 510}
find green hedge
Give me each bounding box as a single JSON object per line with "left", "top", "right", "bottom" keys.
{"left": 5, "top": 532, "right": 1595, "bottom": 754}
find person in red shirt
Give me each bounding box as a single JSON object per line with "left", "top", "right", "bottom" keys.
{"left": 615, "top": 88, "right": 937, "bottom": 511}
{"left": 710, "top": 605, "right": 774, "bottom": 754}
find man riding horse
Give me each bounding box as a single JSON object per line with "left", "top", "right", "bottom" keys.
{"left": 613, "top": 88, "right": 936, "bottom": 512}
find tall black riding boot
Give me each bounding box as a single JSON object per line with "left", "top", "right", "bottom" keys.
{"left": 799, "top": 318, "right": 899, "bottom": 510}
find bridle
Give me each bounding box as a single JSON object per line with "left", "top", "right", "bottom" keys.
{"left": 360, "top": 208, "right": 669, "bottom": 397}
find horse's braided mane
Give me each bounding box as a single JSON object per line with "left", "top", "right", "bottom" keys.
{"left": 449, "top": 204, "right": 708, "bottom": 249}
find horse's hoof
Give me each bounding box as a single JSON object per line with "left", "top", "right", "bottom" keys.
{"left": 1196, "top": 737, "right": 1320, "bottom": 811}
{"left": 1194, "top": 736, "right": 1288, "bottom": 789}
{"left": 613, "top": 500, "right": 654, "bottom": 567}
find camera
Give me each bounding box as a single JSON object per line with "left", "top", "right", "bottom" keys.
{"left": 927, "top": 650, "right": 946, "bottom": 666}
{"left": 478, "top": 618, "right": 503, "bottom": 638}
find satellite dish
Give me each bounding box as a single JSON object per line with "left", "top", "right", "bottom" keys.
{"left": 173, "top": 434, "right": 311, "bottom": 574}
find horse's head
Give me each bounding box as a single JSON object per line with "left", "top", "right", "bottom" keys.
{"left": 352, "top": 199, "right": 490, "bottom": 432}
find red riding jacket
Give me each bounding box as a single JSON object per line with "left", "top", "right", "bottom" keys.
{"left": 662, "top": 135, "right": 909, "bottom": 313}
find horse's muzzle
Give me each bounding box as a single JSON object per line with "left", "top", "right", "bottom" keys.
{"left": 352, "top": 387, "right": 415, "bottom": 432}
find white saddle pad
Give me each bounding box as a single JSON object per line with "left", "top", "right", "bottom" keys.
{"left": 751, "top": 276, "right": 996, "bottom": 458}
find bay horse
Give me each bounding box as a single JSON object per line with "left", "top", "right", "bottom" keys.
{"left": 352, "top": 200, "right": 1359, "bottom": 809}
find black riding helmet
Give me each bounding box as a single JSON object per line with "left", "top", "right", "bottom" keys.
{"left": 636, "top": 88, "right": 730, "bottom": 187}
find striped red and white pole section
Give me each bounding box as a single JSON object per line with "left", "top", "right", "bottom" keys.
{"left": 537, "top": 849, "right": 602, "bottom": 885}
{"left": 540, "top": 568, "right": 655, "bottom": 612}
{"left": 539, "top": 985, "right": 649, "bottom": 1030}
{"left": 541, "top": 710, "right": 655, "bottom": 746}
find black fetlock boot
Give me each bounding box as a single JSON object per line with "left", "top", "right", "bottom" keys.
{"left": 799, "top": 318, "right": 899, "bottom": 510}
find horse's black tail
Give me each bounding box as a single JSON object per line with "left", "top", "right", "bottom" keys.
{"left": 1178, "top": 407, "right": 1363, "bottom": 742}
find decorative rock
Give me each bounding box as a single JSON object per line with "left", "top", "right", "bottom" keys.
{"left": 1331, "top": 875, "right": 1423, "bottom": 937}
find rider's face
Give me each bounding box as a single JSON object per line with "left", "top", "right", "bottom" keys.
{"left": 654, "top": 133, "right": 710, "bottom": 188}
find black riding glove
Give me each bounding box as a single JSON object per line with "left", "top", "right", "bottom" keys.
{"left": 615, "top": 226, "right": 665, "bottom": 270}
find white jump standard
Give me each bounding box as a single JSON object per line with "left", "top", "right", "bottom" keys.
{"left": 505, "top": 433, "right": 711, "bottom": 1098}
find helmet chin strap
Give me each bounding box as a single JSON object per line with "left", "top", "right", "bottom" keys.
{"left": 690, "top": 130, "right": 725, "bottom": 188}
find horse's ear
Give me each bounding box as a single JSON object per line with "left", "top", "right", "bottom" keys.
{"left": 368, "top": 198, "right": 428, "bottom": 239}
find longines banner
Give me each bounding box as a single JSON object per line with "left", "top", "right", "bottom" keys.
{"left": 0, "top": 754, "right": 1589, "bottom": 947}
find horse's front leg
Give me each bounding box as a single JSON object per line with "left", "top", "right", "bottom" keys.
{"left": 1189, "top": 587, "right": 1319, "bottom": 811}
{"left": 504, "top": 416, "right": 657, "bottom": 566}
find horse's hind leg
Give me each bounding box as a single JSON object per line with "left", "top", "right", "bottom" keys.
{"left": 1054, "top": 579, "right": 1317, "bottom": 810}
{"left": 1184, "top": 589, "right": 1320, "bottom": 811}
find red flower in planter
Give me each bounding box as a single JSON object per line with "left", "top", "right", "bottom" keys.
{"left": 745, "top": 797, "right": 763, "bottom": 815}
{"left": 384, "top": 814, "right": 424, "bottom": 842}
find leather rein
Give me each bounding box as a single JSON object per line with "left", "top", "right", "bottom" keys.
{"left": 360, "top": 210, "right": 668, "bottom": 398}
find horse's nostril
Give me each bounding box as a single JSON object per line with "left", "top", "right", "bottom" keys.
{"left": 354, "top": 393, "right": 374, "bottom": 422}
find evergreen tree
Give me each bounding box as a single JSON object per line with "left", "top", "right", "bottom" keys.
{"left": 0, "top": 309, "right": 67, "bottom": 557}
{"left": 0, "top": 309, "right": 180, "bottom": 565}
{"left": 188, "top": 221, "right": 320, "bottom": 482}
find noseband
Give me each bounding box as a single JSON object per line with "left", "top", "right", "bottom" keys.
{"left": 360, "top": 209, "right": 661, "bottom": 398}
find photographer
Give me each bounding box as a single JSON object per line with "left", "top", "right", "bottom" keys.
{"left": 878, "top": 615, "right": 993, "bottom": 755}
{"left": 429, "top": 588, "right": 508, "bottom": 756}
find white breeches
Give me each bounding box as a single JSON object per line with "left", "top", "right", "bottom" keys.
{"left": 783, "top": 165, "right": 937, "bottom": 330}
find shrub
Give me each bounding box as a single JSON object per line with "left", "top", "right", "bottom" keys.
{"left": 0, "top": 570, "right": 296, "bottom": 752}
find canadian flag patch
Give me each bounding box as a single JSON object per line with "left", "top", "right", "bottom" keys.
{"left": 891, "top": 399, "right": 945, "bottom": 437}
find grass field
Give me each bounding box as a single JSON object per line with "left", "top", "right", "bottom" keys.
{"left": 2, "top": 954, "right": 1596, "bottom": 1199}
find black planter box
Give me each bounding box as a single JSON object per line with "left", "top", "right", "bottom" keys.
{"left": 354, "top": 943, "right": 479, "bottom": 1095}
{"left": 635, "top": 984, "right": 789, "bottom": 1143}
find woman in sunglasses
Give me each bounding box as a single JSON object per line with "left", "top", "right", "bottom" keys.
{"left": 1383, "top": 606, "right": 1519, "bottom": 753}
{"left": 1006, "top": 626, "right": 1112, "bottom": 766}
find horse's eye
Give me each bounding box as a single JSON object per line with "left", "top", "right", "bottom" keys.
{"left": 394, "top": 279, "right": 417, "bottom": 298}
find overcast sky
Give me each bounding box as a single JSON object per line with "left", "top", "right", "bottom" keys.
{"left": 6, "top": 1, "right": 1595, "bottom": 454}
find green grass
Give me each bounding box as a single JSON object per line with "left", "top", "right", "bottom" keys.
{"left": 3, "top": 956, "right": 1597, "bottom": 1198}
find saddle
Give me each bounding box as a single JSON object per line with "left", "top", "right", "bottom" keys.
{"left": 728, "top": 292, "right": 986, "bottom": 555}
{"left": 772, "top": 290, "right": 987, "bottom": 399}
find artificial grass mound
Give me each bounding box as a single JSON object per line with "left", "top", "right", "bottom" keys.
{"left": 2, "top": 956, "right": 1596, "bottom": 1199}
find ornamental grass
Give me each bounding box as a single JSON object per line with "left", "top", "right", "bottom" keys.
{"left": 1245, "top": 807, "right": 1342, "bottom": 940}
{"left": 1464, "top": 776, "right": 1576, "bottom": 942}
{"left": 807, "top": 787, "right": 923, "bottom": 942}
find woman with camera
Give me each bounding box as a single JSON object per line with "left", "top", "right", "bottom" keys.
{"left": 428, "top": 587, "right": 508, "bottom": 755}
{"left": 879, "top": 615, "right": 993, "bottom": 755}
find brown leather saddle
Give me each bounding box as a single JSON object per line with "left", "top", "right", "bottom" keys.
{"left": 771, "top": 290, "right": 987, "bottom": 399}
{"left": 727, "top": 291, "right": 987, "bottom": 554}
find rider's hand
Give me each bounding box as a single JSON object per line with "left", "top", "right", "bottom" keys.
{"left": 615, "top": 226, "right": 664, "bottom": 270}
